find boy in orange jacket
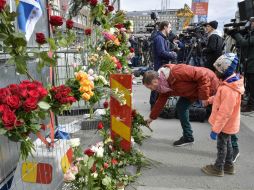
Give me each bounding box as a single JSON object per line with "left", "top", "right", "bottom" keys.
{"left": 202, "top": 53, "right": 245, "bottom": 177}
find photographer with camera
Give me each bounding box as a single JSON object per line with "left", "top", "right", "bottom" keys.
{"left": 150, "top": 21, "right": 177, "bottom": 109}
{"left": 202, "top": 21, "right": 224, "bottom": 71}
{"left": 227, "top": 18, "right": 254, "bottom": 112}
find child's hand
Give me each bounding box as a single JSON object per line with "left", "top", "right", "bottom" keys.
{"left": 210, "top": 131, "right": 218, "bottom": 140}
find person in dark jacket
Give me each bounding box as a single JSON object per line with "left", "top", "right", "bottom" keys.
{"left": 231, "top": 19, "right": 254, "bottom": 112}
{"left": 150, "top": 21, "right": 177, "bottom": 109}
{"left": 203, "top": 21, "right": 224, "bottom": 71}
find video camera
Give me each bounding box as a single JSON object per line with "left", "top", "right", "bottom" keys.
{"left": 181, "top": 22, "right": 206, "bottom": 41}
{"left": 224, "top": 0, "right": 254, "bottom": 35}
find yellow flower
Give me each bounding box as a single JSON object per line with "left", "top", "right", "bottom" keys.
{"left": 90, "top": 82, "right": 94, "bottom": 89}
{"left": 82, "top": 93, "right": 90, "bottom": 101}
{"left": 87, "top": 91, "right": 94, "bottom": 96}
{"left": 79, "top": 86, "right": 90, "bottom": 93}
{"left": 80, "top": 79, "right": 90, "bottom": 86}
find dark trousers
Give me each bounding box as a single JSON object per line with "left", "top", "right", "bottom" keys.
{"left": 215, "top": 133, "right": 233, "bottom": 170}
{"left": 150, "top": 90, "right": 158, "bottom": 108}
{"left": 246, "top": 73, "right": 254, "bottom": 107}
{"left": 231, "top": 134, "right": 238, "bottom": 149}
{"left": 176, "top": 97, "right": 193, "bottom": 140}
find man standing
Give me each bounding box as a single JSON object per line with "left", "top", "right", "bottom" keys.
{"left": 143, "top": 64, "right": 219, "bottom": 146}
{"left": 203, "top": 21, "right": 224, "bottom": 71}
{"left": 150, "top": 21, "right": 176, "bottom": 109}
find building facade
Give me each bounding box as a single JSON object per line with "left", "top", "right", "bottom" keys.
{"left": 126, "top": 9, "right": 179, "bottom": 34}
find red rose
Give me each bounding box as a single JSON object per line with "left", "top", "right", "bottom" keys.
{"left": 111, "top": 159, "right": 118, "bottom": 165}
{"left": 28, "top": 90, "right": 40, "bottom": 99}
{"left": 84, "top": 148, "right": 94, "bottom": 157}
{"left": 103, "top": 0, "right": 109, "bottom": 5}
{"left": 103, "top": 163, "right": 109, "bottom": 169}
{"left": 97, "top": 122, "right": 104, "bottom": 130}
{"left": 85, "top": 28, "right": 92, "bottom": 36}
{"left": 19, "top": 89, "right": 28, "bottom": 99}
{"left": 114, "top": 23, "right": 124, "bottom": 30}
{"left": 0, "top": 88, "right": 11, "bottom": 103}
{"left": 103, "top": 101, "right": 109, "bottom": 109}
{"left": 116, "top": 61, "right": 122, "bottom": 70}
{"left": 67, "top": 97, "right": 76, "bottom": 103}
{"left": 8, "top": 84, "right": 19, "bottom": 94}
{"left": 66, "top": 19, "right": 74, "bottom": 29}
{"left": 37, "top": 87, "right": 48, "bottom": 99}
{"left": 2, "top": 109, "right": 16, "bottom": 130}
{"left": 33, "top": 81, "right": 43, "bottom": 87}
{"left": 90, "top": 0, "right": 97, "bottom": 6}
{"left": 0, "top": 104, "right": 10, "bottom": 113}
{"left": 0, "top": 0, "right": 6, "bottom": 12}
{"left": 23, "top": 97, "right": 38, "bottom": 112}
{"left": 36, "top": 33, "right": 46, "bottom": 44}
{"left": 6, "top": 95, "right": 21, "bottom": 110}
{"left": 26, "top": 83, "right": 37, "bottom": 90}
{"left": 130, "top": 47, "right": 134, "bottom": 53}
{"left": 107, "top": 5, "right": 114, "bottom": 12}
{"left": 49, "top": 15, "right": 63, "bottom": 26}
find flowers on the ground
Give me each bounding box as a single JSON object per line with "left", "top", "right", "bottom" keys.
{"left": 49, "top": 15, "right": 63, "bottom": 26}
{"left": 66, "top": 19, "right": 74, "bottom": 29}
{"left": 36, "top": 33, "right": 46, "bottom": 45}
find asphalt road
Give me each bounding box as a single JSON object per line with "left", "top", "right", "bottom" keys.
{"left": 130, "top": 80, "right": 254, "bottom": 190}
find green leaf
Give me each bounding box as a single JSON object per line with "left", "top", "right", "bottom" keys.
{"left": 38, "top": 101, "right": 51, "bottom": 110}
{"left": 87, "top": 157, "right": 94, "bottom": 169}
{"left": 0, "top": 128, "right": 7, "bottom": 135}
{"left": 15, "top": 56, "right": 27, "bottom": 74}
{"left": 58, "top": 38, "right": 68, "bottom": 47}
{"left": 47, "top": 38, "right": 57, "bottom": 51}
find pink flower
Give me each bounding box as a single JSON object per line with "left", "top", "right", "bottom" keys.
{"left": 63, "top": 170, "right": 75, "bottom": 182}
{"left": 70, "top": 165, "right": 79, "bottom": 175}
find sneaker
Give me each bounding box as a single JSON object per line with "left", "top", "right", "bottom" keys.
{"left": 173, "top": 136, "right": 194, "bottom": 147}
{"left": 232, "top": 148, "right": 240, "bottom": 163}
{"left": 224, "top": 164, "right": 235, "bottom": 175}
{"left": 201, "top": 164, "right": 224, "bottom": 177}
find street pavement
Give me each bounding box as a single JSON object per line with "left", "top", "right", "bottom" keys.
{"left": 129, "top": 79, "right": 254, "bottom": 190}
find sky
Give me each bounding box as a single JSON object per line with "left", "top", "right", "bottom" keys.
{"left": 121, "top": 0, "right": 240, "bottom": 30}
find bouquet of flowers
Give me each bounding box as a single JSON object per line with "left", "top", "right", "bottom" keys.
{"left": 48, "top": 85, "right": 77, "bottom": 114}
{"left": 0, "top": 80, "right": 48, "bottom": 159}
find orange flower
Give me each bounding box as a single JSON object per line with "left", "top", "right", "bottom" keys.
{"left": 79, "top": 86, "right": 90, "bottom": 93}
{"left": 80, "top": 79, "right": 91, "bottom": 87}
{"left": 87, "top": 91, "right": 94, "bottom": 96}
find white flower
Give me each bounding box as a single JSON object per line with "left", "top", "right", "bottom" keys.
{"left": 91, "top": 172, "right": 98, "bottom": 179}
{"left": 131, "top": 136, "right": 135, "bottom": 147}
{"left": 94, "top": 74, "right": 99, "bottom": 81}
{"left": 88, "top": 68, "right": 94, "bottom": 75}
{"left": 88, "top": 76, "right": 95, "bottom": 81}
{"left": 96, "top": 146, "right": 104, "bottom": 158}
{"left": 70, "top": 138, "right": 80, "bottom": 147}
{"left": 82, "top": 66, "right": 87, "bottom": 71}
{"left": 96, "top": 141, "right": 104, "bottom": 147}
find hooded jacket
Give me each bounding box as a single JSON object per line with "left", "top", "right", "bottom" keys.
{"left": 150, "top": 64, "right": 219, "bottom": 120}
{"left": 208, "top": 75, "right": 245, "bottom": 134}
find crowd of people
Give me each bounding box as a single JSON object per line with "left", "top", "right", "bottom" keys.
{"left": 141, "top": 19, "right": 254, "bottom": 177}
